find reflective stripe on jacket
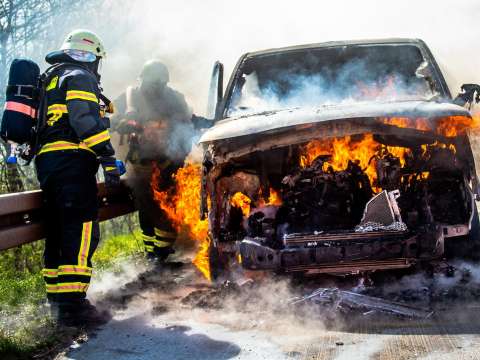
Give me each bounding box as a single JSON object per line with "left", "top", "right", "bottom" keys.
{"left": 38, "top": 63, "right": 114, "bottom": 157}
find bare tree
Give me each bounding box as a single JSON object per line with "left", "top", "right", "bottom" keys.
{"left": 0, "top": 0, "right": 98, "bottom": 194}
{"left": 0, "top": 0, "right": 97, "bottom": 103}
{"left": 0, "top": 0, "right": 103, "bottom": 272}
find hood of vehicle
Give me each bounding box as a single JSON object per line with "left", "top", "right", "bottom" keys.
{"left": 199, "top": 100, "right": 470, "bottom": 144}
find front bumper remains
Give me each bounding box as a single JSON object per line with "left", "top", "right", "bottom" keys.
{"left": 239, "top": 226, "right": 445, "bottom": 275}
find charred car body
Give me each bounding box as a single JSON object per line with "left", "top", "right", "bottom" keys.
{"left": 199, "top": 39, "right": 480, "bottom": 278}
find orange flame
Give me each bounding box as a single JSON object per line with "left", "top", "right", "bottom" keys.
{"left": 383, "top": 115, "right": 480, "bottom": 137}
{"left": 265, "top": 188, "right": 282, "bottom": 206}
{"left": 421, "top": 141, "right": 456, "bottom": 155}
{"left": 300, "top": 134, "right": 380, "bottom": 186}
{"left": 300, "top": 134, "right": 411, "bottom": 191}
{"left": 149, "top": 114, "right": 480, "bottom": 281}
{"left": 151, "top": 163, "right": 211, "bottom": 281}
{"left": 231, "top": 192, "right": 252, "bottom": 216}
{"left": 387, "top": 146, "right": 408, "bottom": 167}
{"left": 420, "top": 171, "right": 430, "bottom": 179}
{"left": 383, "top": 117, "right": 430, "bottom": 131}
{"left": 231, "top": 187, "right": 282, "bottom": 217}
{"left": 436, "top": 116, "right": 480, "bottom": 137}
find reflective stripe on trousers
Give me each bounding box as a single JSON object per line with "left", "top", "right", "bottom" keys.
{"left": 44, "top": 221, "right": 95, "bottom": 295}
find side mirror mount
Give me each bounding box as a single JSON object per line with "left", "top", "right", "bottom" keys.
{"left": 206, "top": 61, "right": 224, "bottom": 120}
{"left": 415, "top": 61, "right": 438, "bottom": 96}
{"left": 415, "top": 61, "right": 433, "bottom": 80}
{"left": 454, "top": 83, "right": 480, "bottom": 108}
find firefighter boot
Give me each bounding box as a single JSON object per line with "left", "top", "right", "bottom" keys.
{"left": 146, "top": 246, "right": 175, "bottom": 267}
{"left": 56, "top": 299, "right": 111, "bottom": 328}
{"left": 152, "top": 228, "right": 176, "bottom": 262}
{"left": 155, "top": 246, "right": 175, "bottom": 262}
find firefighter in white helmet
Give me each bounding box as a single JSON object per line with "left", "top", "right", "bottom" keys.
{"left": 36, "top": 29, "right": 121, "bottom": 327}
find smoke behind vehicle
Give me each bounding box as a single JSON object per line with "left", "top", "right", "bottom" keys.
{"left": 48, "top": 0, "right": 480, "bottom": 117}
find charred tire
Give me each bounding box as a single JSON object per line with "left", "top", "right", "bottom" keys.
{"left": 445, "top": 206, "right": 480, "bottom": 260}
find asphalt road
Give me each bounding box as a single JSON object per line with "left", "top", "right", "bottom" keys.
{"left": 58, "top": 261, "right": 480, "bottom": 360}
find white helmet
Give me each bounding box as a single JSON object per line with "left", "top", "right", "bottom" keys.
{"left": 60, "top": 29, "right": 106, "bottom": 61}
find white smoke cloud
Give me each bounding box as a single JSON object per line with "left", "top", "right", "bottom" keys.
{"left": 229, "top": 59, "right": 435, "bottom": 117}
{"left": 57, "top": 0, "right": 480, "bottom": 116}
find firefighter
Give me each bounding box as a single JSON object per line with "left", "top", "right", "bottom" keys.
{"left": 36, "top": 29, "right": 121, "bottom": 327}
{"left": 112, "top": 60, "right": 194, "bottom": 262}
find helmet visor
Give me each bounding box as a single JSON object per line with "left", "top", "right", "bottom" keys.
{"left": 64, "top": 49, "right": 97, "bottom": 62}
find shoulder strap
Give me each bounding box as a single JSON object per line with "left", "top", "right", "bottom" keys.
{"left": 40, "top": 62, "right": 91, "bottom": 84}
{"left": 36, "top": 63, "right": 69, "bottom": 126}
{"left": 25, "top": 63, "right": 103, "bottom": 162}
{"left": 46, "top": 62, "right": 112, "bottom": 107}
{"left": 30, "top": 63, "right": 85, "bottom": 157}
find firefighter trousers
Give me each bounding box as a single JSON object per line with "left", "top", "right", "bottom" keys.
{"left": 127, "top": 162, "right": 177, "bottom": 257}
{"left": 37, "top": 151, "right": 99, "bottom": 302}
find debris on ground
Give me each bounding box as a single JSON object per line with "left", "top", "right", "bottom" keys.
{"left": 181, "top": 281, "right": 241, "bottom": 308}
{"left": 92, "top": 259, "right": 480, "bottom": 326}
{"left": 151, "top": 304, "right": 169, "bottom": 316}
{"left": 96, "top": 261, "right": 189, "bottom": 310}
{"left": 290, "top": 287, "right": 433, "bottom": 319}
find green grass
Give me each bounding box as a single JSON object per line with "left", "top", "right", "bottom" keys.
{"left": 0, "top": 273, "right": 44, "bottom": 308}
{"left": 0, "top": 228, "right": 143, "bottom": 358}
{"left": 0, "top": 317, "right": 60, "bottom": 360}
{"left": 93, "top": 231, "right": 143, "bottom": 269}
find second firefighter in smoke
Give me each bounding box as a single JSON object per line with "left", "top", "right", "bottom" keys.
{"left": 112, "top": 60, "right": 197, "bottom": 261}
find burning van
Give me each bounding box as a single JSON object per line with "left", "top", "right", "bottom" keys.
{"left": 198, "top": 39, "right": 480, "bottom": 279}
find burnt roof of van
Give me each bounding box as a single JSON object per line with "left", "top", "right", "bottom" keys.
{"left": 242, "top": 38, "right": 426, "bottom": 59}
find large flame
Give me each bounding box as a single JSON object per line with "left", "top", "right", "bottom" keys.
{"left": 299, "top": 134, "right": 411, "bottom": 190}
{"left": 383, "top": 115, "right": 480, "bottom": 137}
{"left": 301, "top": 134, "right": 378, "bottom": 187}
{"left": 437, "top": 116, "right": 480, "bottom": 137}
{"left": 151, "top": 163, "right": 211, "bottom": 281}
{"left": 148, "top": 114, "right": 479, "bottom": 281}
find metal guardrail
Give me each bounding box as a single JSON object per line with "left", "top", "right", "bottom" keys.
{"left": 0, "top": 180, "right": 135, "bottom": 251}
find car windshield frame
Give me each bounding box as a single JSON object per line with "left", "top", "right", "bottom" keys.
{"left": 223, "top": 43, "right": 447, "bottom": 118}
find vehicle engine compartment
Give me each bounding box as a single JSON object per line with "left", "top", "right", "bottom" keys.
{"left": 203, "top": 117, "right": 477, "bottom": 276}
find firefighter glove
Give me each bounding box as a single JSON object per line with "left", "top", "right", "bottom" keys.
{"left": 100, "top": 156, "right": 121, "bottom": 188}
{"left": 115, "top": 159, "right": 127, "bottom": 176}
{"left": 116, "top": 118, "right": 143, "bottom": 135}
